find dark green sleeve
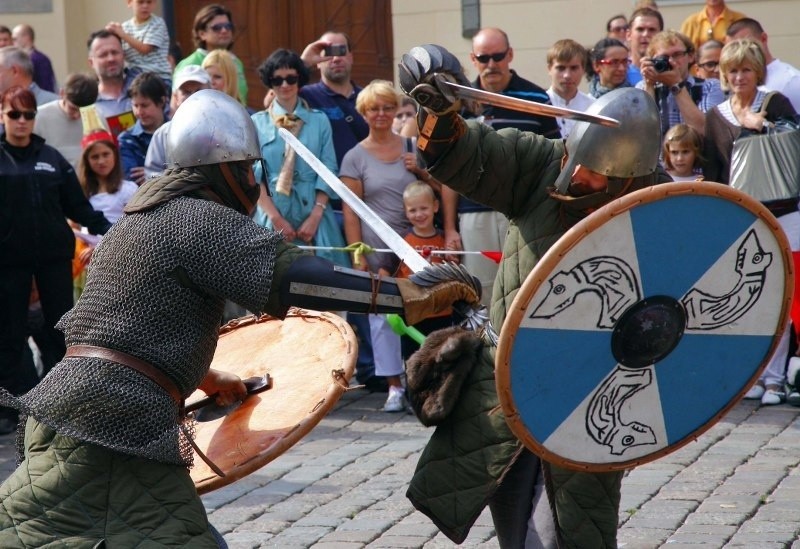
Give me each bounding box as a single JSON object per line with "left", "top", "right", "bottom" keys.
{"left": 429, "top": 119, "right": 564, "bottom": 219}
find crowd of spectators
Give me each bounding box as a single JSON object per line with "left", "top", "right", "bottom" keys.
{"left": 2, "top": 0, "right": 800, "bottom": 421}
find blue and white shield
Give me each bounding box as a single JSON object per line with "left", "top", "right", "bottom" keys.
{"left": 495, "top": 182, "right": 794, "bottom": 471}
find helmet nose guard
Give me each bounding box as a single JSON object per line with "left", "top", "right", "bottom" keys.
{"left": 554, "top": 88, "right": 660, "bottom": 194}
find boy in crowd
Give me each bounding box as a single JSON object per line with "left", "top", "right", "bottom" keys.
{"left": 106, "top": 0, "right": 172, "bottom": 89}
{"left": 117, "top": 71, "right": 168, "bottom": 184}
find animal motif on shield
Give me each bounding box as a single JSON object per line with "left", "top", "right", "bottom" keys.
{"left": 682, "top": 229, "right": 773, "bottom": 330}
{"left": 530, "top": 256, "right": 641, "bottom": 328}
{"left": 586, "top": 365, "right": 657, "bottom": 455}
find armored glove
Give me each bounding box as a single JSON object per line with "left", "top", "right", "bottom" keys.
{"left": 398, "top": 44, "right": 472, "bottom": 115}
{"left": 396, "top": 262, "right": 481, "bottom": 325}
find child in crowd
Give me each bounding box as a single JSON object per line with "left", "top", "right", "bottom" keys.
{"left": 117, "top": 71, "right": 168, "bottom": 185}
{"left": 75, "top": 129, "right": 138, "bottom": 274}
{"left": 662, "top": 123, "right": 704, "bottom": 182}
{"left": 380, "top": 181, "right": 456, "bottom": 411}
{"left": 106, "top": 0, "right": 172, "bottom": 88}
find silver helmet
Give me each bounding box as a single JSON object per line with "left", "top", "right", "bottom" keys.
{"left": 166, "top": 89, "right": 261, "bottom": 168}
{"left": 554, "top": 87, "right": 660, "bottom": 193}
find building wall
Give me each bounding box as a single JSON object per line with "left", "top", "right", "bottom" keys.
{"left": 392, "top": 0, "right": 800, "bottom": 91}
{"left": 0, "top": 0, "right": 142, "bottom": 88}
{"left": 1, "top": 1, "right": 796, "bottom": 92}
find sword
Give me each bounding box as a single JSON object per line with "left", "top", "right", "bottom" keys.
{"left": 440, "top": 80, "right": 620, "bottom": 128}
{"left": 278, "top": 127, "right": 497, "bottom": 343}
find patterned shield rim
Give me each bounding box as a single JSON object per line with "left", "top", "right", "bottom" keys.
{"left": 495, "top": 182, "right": 794, "bottom": 472}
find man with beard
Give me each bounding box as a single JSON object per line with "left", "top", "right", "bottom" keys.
{"left": 399, "top": 44, "right": 668, "bottom": 549}
{"left": 87, "top": 30, "right": 135, "bottom": 120}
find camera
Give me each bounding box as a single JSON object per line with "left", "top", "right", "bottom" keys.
{"left": 652, "top": 55, "right": 672, "bottom": 73}
{"left": 324, "top": 44, "right": 347, "bottom": 57}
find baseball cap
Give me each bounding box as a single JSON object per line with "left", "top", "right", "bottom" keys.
{"left": 172, "top": 65, "right": 211, "bottom": 92}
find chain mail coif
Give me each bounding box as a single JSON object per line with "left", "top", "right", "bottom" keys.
{"left": 0, "top": 196, "right": 282, "bottom": 466}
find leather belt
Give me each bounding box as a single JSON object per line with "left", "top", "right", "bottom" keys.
{"left": 64, "top": 344, "right": 226, "bottom": 478}
{"left": 65, "top": 345, "right": 183, "bottom": 404}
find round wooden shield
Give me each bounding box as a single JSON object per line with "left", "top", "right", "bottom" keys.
{"left": 496, "top": 182, "right": 794, "bottom": 472}
{"left": 189, "top": 309, "right": 356, "bottom": 494}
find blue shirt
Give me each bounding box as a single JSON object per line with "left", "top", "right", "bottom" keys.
{"left": 117, "top": 120, "right": 155, "bottom": 179}
{"left": 299, "top": 81, "right": 368, "bottom": 167}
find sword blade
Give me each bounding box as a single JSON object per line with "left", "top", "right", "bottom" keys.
{"left": 441, "top": 81, "right": 620, "bottom": 128}
{"left": 278, "top": 128, "right": 430, "bottom": 273}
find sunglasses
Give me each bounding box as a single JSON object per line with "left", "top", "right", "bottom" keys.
{"left": 598, "top": 58, "right": 631, "bottom": 67}
{"left": 698, "top": 61, "right": 719, "bottom": 70}
{"left": 474, "top": 50, "right": 509, "bottom": 64}
{"left": 269, "top": 75, "right": 299, "bottom": 87}
{"left": 208, "top": 22, "right": 234, "bottom": 32}
{"left": 4, "top": 110, "right": 36, "bottom": 120}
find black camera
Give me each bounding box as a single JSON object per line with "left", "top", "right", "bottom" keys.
{"left": 324, "top": 44, "right": 347, "bottom": 57}
{"left": 652, "top": 55, "right": 672, "bottom": 73}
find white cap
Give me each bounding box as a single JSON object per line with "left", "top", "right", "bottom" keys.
{"left": 172, "top": 65, "right": 211, "bottom": 92}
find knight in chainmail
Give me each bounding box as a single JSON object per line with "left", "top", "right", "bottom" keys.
{"left": 0, "top": 89, "right": 481, "bottom": 549}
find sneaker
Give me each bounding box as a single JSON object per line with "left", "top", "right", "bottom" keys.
{"left": 787, "top": 389, "right": 800, "bottom": 407}
{"left": 383, "top": 387, "right": 406, "bottom": 413}
{"left": 744, "top": 383, "right": 765, "bottom": 400}
{"left": 762, "top": 385, "right": 785, "bottom": 406}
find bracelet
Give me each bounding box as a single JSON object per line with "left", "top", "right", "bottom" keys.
{"left": 314, "top": 201, "right": 327, "bottom": 210}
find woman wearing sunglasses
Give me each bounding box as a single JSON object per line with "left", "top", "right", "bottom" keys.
{"left": 0, "top": 86, "right": 111, "bottom": 435}
{"left": 173, "top": 3, "right": 248, "bottom": 105}
{"left": 251, "top": 48, "right": 349, "bottom": 268}
{"left": 587, "top": 38, "right": 633, "bottom": 98}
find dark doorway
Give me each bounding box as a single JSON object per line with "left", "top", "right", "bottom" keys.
{"left": 169, "top": 0, "right": 394, "bottom": 110}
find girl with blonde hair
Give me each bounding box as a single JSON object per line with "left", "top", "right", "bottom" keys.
{"left": 202, "top": 49, "right": 240, "bottom": 103}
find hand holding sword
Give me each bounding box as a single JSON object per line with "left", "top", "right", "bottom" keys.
{"left": 277, "top": 128, "right": 496, "bottom": 344}
{"left": 398, "top": 44, "right": 619, "bottom": 126}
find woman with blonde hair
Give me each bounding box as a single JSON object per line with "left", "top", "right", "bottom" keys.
{"left": 202, "top": 49, "right": 240, "bottom": 103}
{"left": 705, "top": 39, "right": 797, "bottom": 407}
{"left": 339, "top": 79, "right": 433, "bottom": 412}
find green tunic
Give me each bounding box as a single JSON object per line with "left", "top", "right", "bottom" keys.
{"left": 408, "top": 120, "right": 666, "bottom": 547}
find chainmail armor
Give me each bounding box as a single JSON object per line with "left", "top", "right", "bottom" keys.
{"left": 0, "top": 196, "right": 282, "bottom": 466}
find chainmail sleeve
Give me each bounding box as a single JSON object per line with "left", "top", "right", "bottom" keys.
{"left": 0, "top": 197, "right": 283, "bottom": 466}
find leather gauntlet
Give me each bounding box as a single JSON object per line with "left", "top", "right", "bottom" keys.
{"left": 396, "top": 277, "right": 480, "bottom": 326}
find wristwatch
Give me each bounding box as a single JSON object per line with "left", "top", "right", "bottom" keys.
{"left": 669, "top": 83, "right": 684, "bottom": 96}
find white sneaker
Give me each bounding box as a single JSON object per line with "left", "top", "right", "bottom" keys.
{"left": 744, "top": 383, "right": 765, "bottom": 400}
{"left": 762, "top": 385, "right": 785, "bottom": 406}
{"left": 383, "top": 388, "right": 406, "bottom": 413}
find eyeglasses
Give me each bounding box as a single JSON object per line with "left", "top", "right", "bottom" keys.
{"left": 4, "top": 110, "right": 36, "bottom": 120}
{"left": 208, "top": 22, "right": 234, "bottom": 33}
{"left": 664, "top": 51, "right": 688, "bottom": 61}
{"left": 366, "top": 105, "right": 397, "bottom": 114}
{"left": 698, "top": 61, "right": 719, "bottom": 70}
{"left": 598, "top": 58, "right": 631, "bottom": 67}
{"left": 474, "top": 50, "right": 509, "bottom": 64}
{"left": 269, "top": 75, "right": 299, "bottom": 87}
{"left": 610, "top": 25, "right": 629, "bottom": 33}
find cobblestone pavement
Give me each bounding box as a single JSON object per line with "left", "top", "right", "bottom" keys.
{"left": 2, "top": 392, "right": 800, "bottom": 548}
